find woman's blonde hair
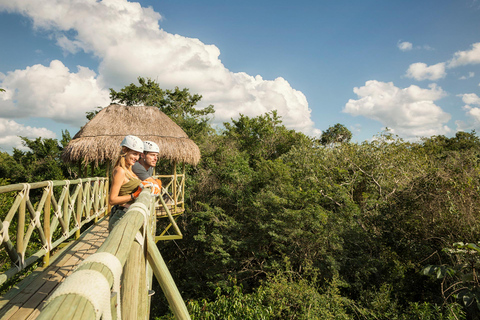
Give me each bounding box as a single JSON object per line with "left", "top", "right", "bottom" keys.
{"left": 113, "top": 146, "right": 137, "bottom": 180}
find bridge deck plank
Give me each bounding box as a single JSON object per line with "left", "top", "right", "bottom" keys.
{"left": 0, "top": 218, "right": 109, "bottom": 320}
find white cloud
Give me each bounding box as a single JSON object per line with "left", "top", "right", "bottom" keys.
{"left": 448, "top": 42, "right": 480, "bottom": 68}
{"left": 405, "top": 62, "right": 446, "bottom": 81}
{"left": 455, "top": 93, "right": 480, "bottom": 131}
{"left": 0, "top": 119, "right": 56, "bottom": 152}
{"left": 459, "top": 72, "right": 475, "bottom": 80}
{"left": 0, "top": 60, "right": 110, "bottom": 126}
{"left": 458, "top": 93, "right": 480, "bottom": 106}
{"left": 0, "top": 0, "right": 318, "bottom": 136}
{"left": 343, "top": 80, "right": 451, "bottom": 138}
{"left": 397, "top": 41, "right": 412, "bottom": 51}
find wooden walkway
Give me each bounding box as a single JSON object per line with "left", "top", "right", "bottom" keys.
{"left": 0, "top": 218, "right": 109, "bottom": 320}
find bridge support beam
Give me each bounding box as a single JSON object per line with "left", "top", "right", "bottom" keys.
{"left": 146, "top": 233, "right": 190, "bottom": 320}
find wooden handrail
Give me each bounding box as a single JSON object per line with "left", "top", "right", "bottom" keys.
{"left": 0, "top": 177, "right": 108, "bottom": 286}
{"left": 37, "top": 189, "right": 191, "bottom": 320}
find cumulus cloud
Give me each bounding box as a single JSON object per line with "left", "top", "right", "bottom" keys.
{"left": 0, "top": 119, "right": 56, "bottom": 152}
{"left": 405, "top": 62, "right": 446, "bottom": 81}
{"left": 343, "top": 80, "right": 451, "bottom": 138}
{"left": 0, "top": 60, "right": 110, "bottom": 126}
{"left": 397, "top": 41, "right": 412, "bottom": 51}
{"left": 0, "top": 0, "right": 317, "bottom": 136}
{"left": 457, "top": 93, "right": 480, "bottom": 129}
{"left": 448, "top": 42, "right": 480, "bottom": 68}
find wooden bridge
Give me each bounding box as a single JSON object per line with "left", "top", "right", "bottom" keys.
{"left": 0, "top": 175, "right": 190, "bottom": 320}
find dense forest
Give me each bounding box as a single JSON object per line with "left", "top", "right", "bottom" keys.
{"left": 2, "top": 78, "right": 480, "bottom": 319}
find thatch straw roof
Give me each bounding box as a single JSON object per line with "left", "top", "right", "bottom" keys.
{"left": 62, "top": 104, "right": 201, "bottom": 166}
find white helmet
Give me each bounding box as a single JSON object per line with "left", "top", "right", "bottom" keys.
{"left": 120, "top": 135, "right": 144, "bottom": 153}
{"left": 143, "top": 141, "right": 159, "bottom": 153}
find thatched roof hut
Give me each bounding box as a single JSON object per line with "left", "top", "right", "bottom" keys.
{"left": 62, "top": 104, "right": 201, "bottom": 166}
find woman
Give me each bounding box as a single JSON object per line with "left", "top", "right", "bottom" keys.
{"left": 108, "top": 135, "right": 144, "bottom": 230}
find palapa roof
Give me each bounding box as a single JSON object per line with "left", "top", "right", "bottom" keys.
{"left": 62, "top": 104, "right": 201, "bottom": 166}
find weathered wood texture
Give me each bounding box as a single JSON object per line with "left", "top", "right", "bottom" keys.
{"left": 36, "top": 191, "right": 151, "bottom": 320}
{"left": 0, "top": 218, "right": 109, "bottom": 320}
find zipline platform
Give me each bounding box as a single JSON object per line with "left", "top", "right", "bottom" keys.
{"left": 0, "top": 218, "right": 109, "bottom": 320}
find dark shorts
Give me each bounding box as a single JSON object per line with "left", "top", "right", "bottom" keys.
{"left": 108, "top": 205, "right": 128, "bottom": 231}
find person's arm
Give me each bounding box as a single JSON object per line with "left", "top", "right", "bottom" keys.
{"left": 109, "top": 167, "right": 134, "bottom": 205}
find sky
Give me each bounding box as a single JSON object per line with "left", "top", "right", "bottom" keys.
{"left": 1, "top": 0, "right": 480, "bottom": 152}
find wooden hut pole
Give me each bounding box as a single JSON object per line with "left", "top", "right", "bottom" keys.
{"left": 182, "top": 163, "right": 185, "bottom": 211}
{"left": 173, "top": 161, "right": 177, "bottom": 213}
{"left": 78, "top": 161, "right": 82, "bottom": 178}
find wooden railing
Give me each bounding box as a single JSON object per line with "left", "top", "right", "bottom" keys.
{"left": 156, "top": 171, "right": 185, "bottom": 215}
{"left": 37, "top": 189, "right": 190, "bottom": 320}
{"left": 0, "top": 178, "right": 108, "bottom": 286}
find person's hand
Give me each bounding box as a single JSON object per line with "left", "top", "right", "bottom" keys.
{"left": 131, "top": 180, "right": 154, "bottom": 199}
{"left": 145, "top": 177, "right": 162, "bottom": 188}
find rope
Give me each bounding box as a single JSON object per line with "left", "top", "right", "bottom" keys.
{"left": 78, "top": 252, "right": 123, "bottom": 320}
{"left": 21, "top": 183, "right": 30, "bottom": 201}
{"left": 129, "top": 202, "right": 148, "bottom": 247}
{"left": 30, "top": 211, "right": 41, "bottom": 229}
{"left": 46, "top": 269, "right": 112, "bottom": 320}
{"left": 13, "top": 253, "right": 25, "bottom": 271}
{"left": 0, "top": 221, "right": 9, "bottom": 244}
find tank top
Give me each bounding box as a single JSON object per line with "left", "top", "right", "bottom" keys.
{"left": 119, "top": 177, "right": 141, "bottom": 205}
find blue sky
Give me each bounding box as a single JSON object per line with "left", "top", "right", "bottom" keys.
{"left": 1, "top": 0, "right": 480, "bottom": 152}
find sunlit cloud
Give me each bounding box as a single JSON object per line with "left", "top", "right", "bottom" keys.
{"left": 397, "top": 41, "right": 412, "bottom": 51}
{"left": 448, "top": 42, "right": 480, "bottom": 68}
{"left": 0, "top": 60, "right": 110, "bottom": 126}
{"left": 405, "top": 62, "right": 446, "bottom": 81}
{"left": 0, "top": 0, "right": 318, "bottom": 137}
{"left": 0, "top": 119, "right": 56, "bottom": 152}
{"left": 344, "top": 80, "right": 450, "bottom": 138}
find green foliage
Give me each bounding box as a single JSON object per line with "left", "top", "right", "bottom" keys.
{"left": 157, "top": 274, "right": 353, "bottom": 320}
{"left": 320, "top": 123, "right": 352, "bottom": 145}
{"left": 3, "top": 79, "right": 480, "bottom": 319}
{"left": 0, "top": 134, "right": 71, "bottom": 183}
{"left": 423, "top": 242, "right": 480, "bottom": 319}
{"left": 109, "top": 77, "right": 215, "bottom": 141}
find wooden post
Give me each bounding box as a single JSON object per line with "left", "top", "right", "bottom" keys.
{"left": 75, "top": 182, "right": 83, "bottom": 239}
{"left": 43, "top": 185, "right": 51, "bottom": 266}
{"left": 182, "top": 163, "right": 185, "bottom": 211}
{"left": 173, "top": 161, "right": 177, "bottom": 214}
{"left": 146, "top": 234, "right": 190, "bottom": 320}
{"left": 37, "top": 191, "right": 154, "bottom": 320}
{"left": 106, "top": 160, "right": 111, "bottom": 216}
{"left": 17, "top": 191, "right": 26, "bottom": 267}
{"left": 121, "top": 241, "right": 148, "bottom": 319}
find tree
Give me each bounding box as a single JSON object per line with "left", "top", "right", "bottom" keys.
{"left": 109, "top": 77, "right": 215, "bottom": 141}
{"left": 223, "top": 111, "right": 311, "bottom": 165}
{"left": 320, "top": 123, "right": 352, "bottom": 145}
{"left": 0, "top": 132, "right": 74, "bottom": 183}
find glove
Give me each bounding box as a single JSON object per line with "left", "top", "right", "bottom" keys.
{"left": 131, "top": 180, "right": 154, "bottom": 199}
{"left": 145, "top": 177, "right": 162, "bottom": 188}
{"left": 145, "top": 177, "right": 161, "bottom": 196}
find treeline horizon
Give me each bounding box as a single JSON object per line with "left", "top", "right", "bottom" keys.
{"left": 1, "top": 77, "right": 480, "bottom": 319}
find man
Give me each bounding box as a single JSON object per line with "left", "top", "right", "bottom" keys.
{"left": 133, "top": 140, "right": 159, "bottom": 180}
